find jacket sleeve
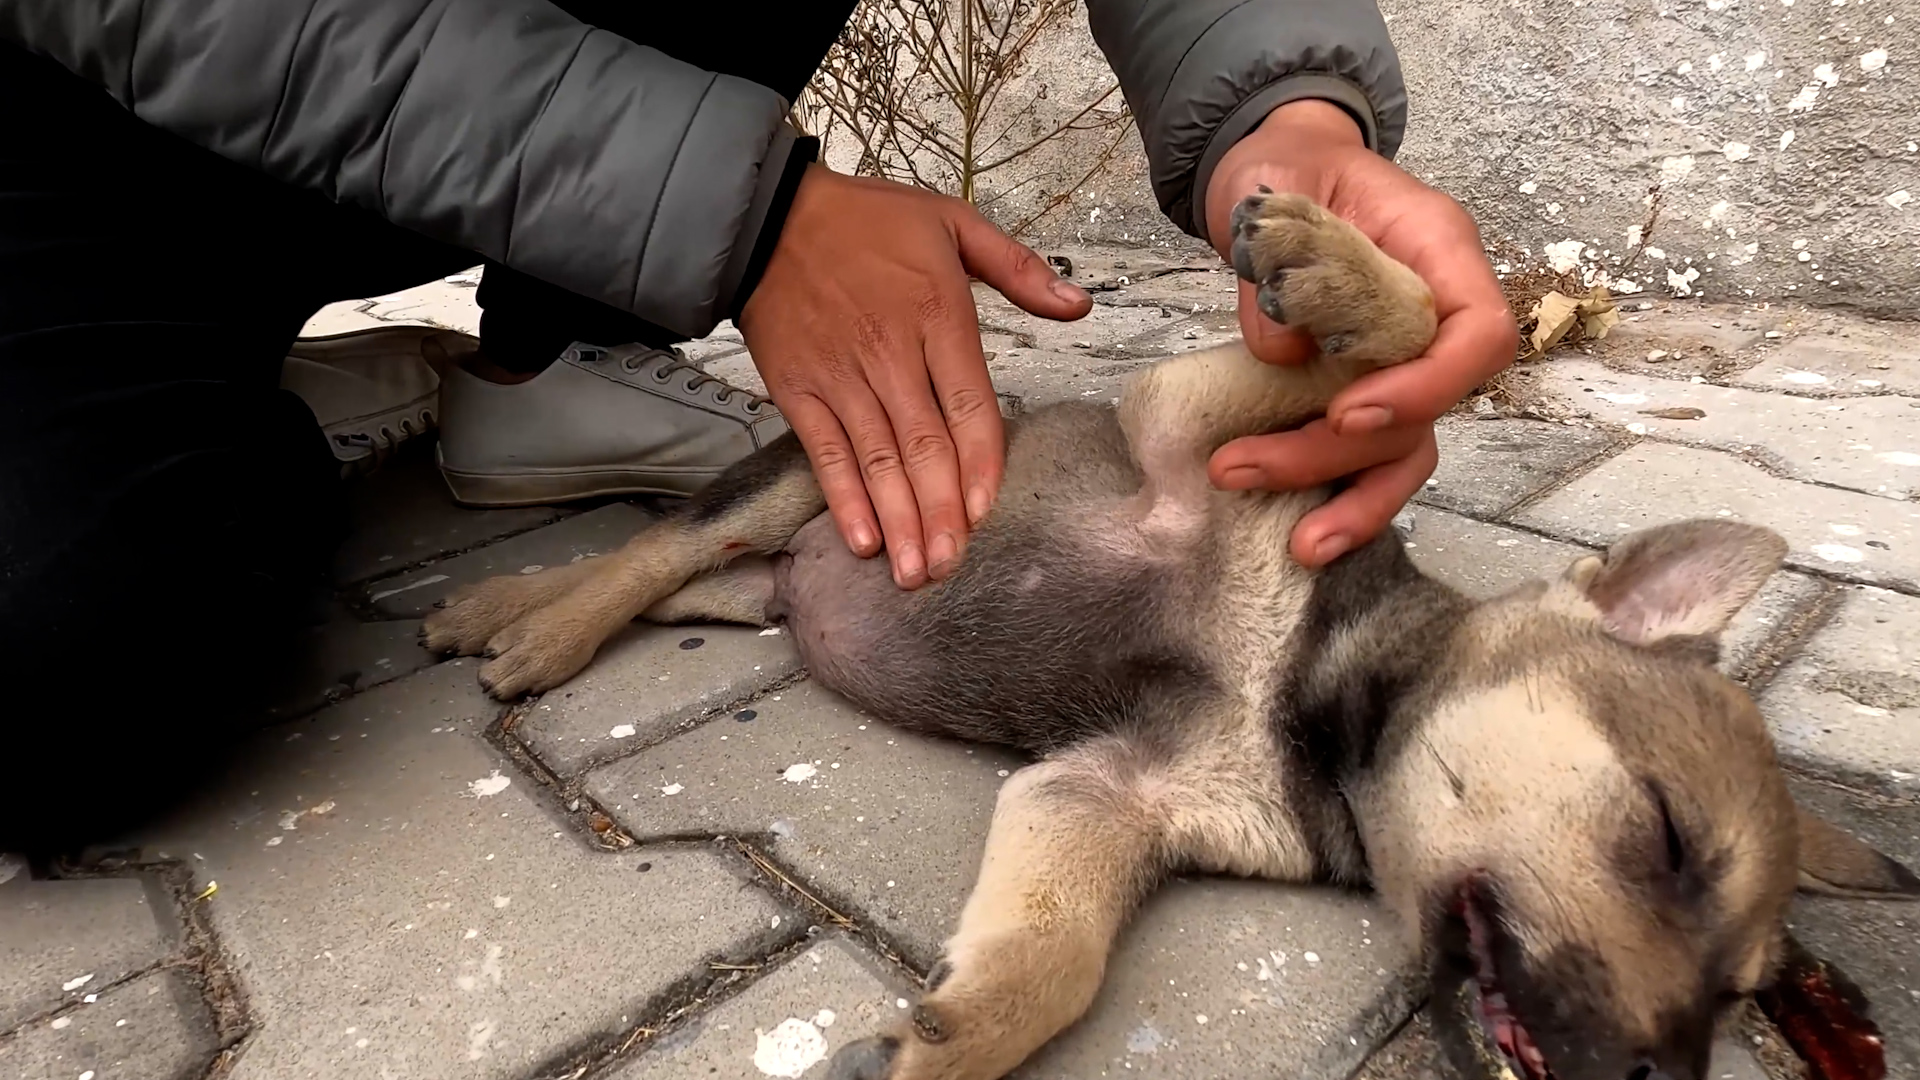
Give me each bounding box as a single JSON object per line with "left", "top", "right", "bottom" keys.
{"left": 1085, "top": 0, "right": 1407, "bottom": 246}
{"left": 0, "top": 0, "right": 805, "bottom": 338}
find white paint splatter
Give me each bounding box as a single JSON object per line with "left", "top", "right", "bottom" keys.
{"left": 660, "top": 783, "right": 685, "bottom": 796}
{"left": 492, "top": 895, "right": 511, "bottom": 909}
{"left": 1744, "top": 51, "right": 1769, "bottom": 71}
{"left": 758, "top": 626, "right": 784, "bottom": 636}
{"left": 1667, "top": 266, "right": 1702, "bottom": 297}
{"left": 1814, "top": 63, "right": 1840, "bottom": 87}
{"left": 62, "top": 975, "right": 93, "bottom": 992}
{"left": 1545, "top": 240, "right": 1586, "bottom": 273}
{"left": 753, "top": 1017, "right": 829, "bottom": 1077}
{"left": 814, "top": 1009, "right": 837, "bottom": 1028}
{"left": 1519, "top": 181, "right": 1539, "bottom": 195}
{"left": 367, "top": 574, "right": 449, "bottom": 602}
{"left": 517, "top": 565, "right": 544, "bottom": 575}
{"left": 1829, "top": 524, "right": 1864, "bottom": 536}
{"left": 1782, "top": 370, "right": 1830, "bottom": 385}
{"left": 1888, "top": 190, "right": 1914, "bottom": 210}
{"left": 1677, "top": 60, "right": 1694, "bottom": 74}
{"left": 1596, "top": 392, "right": 1650, "bottom": 405}
{"left": 1722, "top": 142, "right": 1752, "bottom": 162}
{"left": 1659, "top": 155, "right": 1695, "bottom": 184}
{"left": 608, "top": 724, "right": 637, "bottom": 739}
{"left": 468, "top": 771, "right": 512, "bottom": 798}
{"left": 1787, "top": 86, "right": 1821, "bottom": 111}
{"left": 1779, "top": 130, "right": 1796, "bottom": 151}
{"left": 1304, "top": 951, "right": 1322, "bottom": 964}
{"left": 50, "top": 1017, "right": 71, "bottom": 1030}
{"left": 1709, "top": 53, "right": 1726, "bottom": 72}
{"left": 264, "top": 836, "right": 283, "bottom": 847}
{"left": 1860, "top": 48, "right": 1889, "bottom": 72}
{"left": 782, "top": 763, "right": 818, "bottom": 783}
{"left": 1877, "top": 451, "right": 1920, "bottom": 466}
{"left": 1626, "top": 224, "right": 1644, "bottom": 247}
{"left": 467, "top": 1018, "right": 498, "bottom": 1060}
{"left": 1812, "top": 544, "right": 1865, "bottom": 564}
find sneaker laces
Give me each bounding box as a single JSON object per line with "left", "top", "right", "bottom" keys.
{"left": 608, "top": 346, "right": 773, "bottom": 414}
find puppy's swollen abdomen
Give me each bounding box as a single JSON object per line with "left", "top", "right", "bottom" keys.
{"left": 773, "top": 512, "right": 927, "bottom": 689}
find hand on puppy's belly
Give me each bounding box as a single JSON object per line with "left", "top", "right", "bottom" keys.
{"left": 772, "top": 512, "right": 928, "bottom": 687}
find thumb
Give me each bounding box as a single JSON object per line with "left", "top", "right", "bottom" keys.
{"left": 951, "top": 208, "right": 1092, "bottom": 322}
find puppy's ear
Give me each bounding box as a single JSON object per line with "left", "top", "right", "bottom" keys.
{"left": 1796, "top": 806, "right": 1920, "bottom": 899}
{"left": 1558, "top": 520, "right": 1787, "bottom": 646}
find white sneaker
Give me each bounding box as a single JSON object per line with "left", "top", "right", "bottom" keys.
{"left": 435, "top": 342, "right": 790, "bottom": 507}
{"left": 281, "top": 326, "right": 477, "bottom": 477}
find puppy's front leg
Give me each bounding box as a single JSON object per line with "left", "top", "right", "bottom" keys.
{"left": 828, "top": 742, "right": 1165, "bottom": 1080}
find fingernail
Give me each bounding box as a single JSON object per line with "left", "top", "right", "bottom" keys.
{"left": 1336, "top": 406, "right": 1394, "bottom": 436}
{"left": 895, "top": 543, "right": 927, "bottom": 588}
{"left": 928, "top": 531, "right": 959, "bottom": 577}
{"left": 1049, "top": 278, "right": 1089, "bottom": 305}
{"left": 966, "top": 485, "right": 993, "bottom": 524}
{"left": 1219, "top": 465, "right": 1265, "bottom": 490}
{"left": 849, "top": 520, "right": 877, "bottom": 555}
{"left": 1313, "top": 534, "right": 1353, "bottom": 564}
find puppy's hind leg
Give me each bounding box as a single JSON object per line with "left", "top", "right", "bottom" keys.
{"left": 1119, "top": 192, "right": 1440, "bottom": 498}
{"left": 827, "top": 739, "right": 1167, "bottom": 1080}
{"left": 421, "top": 433, "right": 823, "bottom": 699}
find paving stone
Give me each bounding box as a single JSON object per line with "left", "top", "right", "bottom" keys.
{"left": 1398, "top": 507, "right": 1589, "bottom": 598}
{"left": 1784, "top": 779, "right": 1920, "bottom": 1078}
{"left": 135, "top": 662, "right": 787, "bottom": 1080}
{"left": 332, "top": 444, "right": 567, "bottom": 586}
{"left": 1119, "top": 306, "right": 1241, "bottom": 356}
{"left": 1014, "top": 878, "right": 1411, "bottom": 1080}
{"left": 584, "top": 679, "right": 1018, "bottom": 966}
{"left": 986, "top": 348, "right": 1127, "bottom": 410}
{"left": 266, "top": 606, "right": 437, "bottom": 722}
{"left": 1762, "top": 585, "right": 1920, "bottom": 794}
{"left": 1418, "top": 418, "right": 1616, "bottom": 518}
{"left": 1395, "top": 509, "right": 1819, "bottom": 681}
{"left": 360, "top": 278, "right": 482, "bottom": 334}
{"left": 360, "top": 502, "right": 652, "bottom": 618}
{"left": 0, "top": 969, "right": 219, "bottom": 1080}
{"left": 1541, "top": 359, "right": 1920, "bottom": 499}
{"left": 518, "top": 624, "right": 802, "bottom": 777}
{"left": 1734, "top": 329, "right": 1920, "bottom": 397}
{"left": 1, "top": 875, "right": 175, "bottom": 1031}
{"left": 1590, "top": 310, "right": 1776, "bottom": 377}
{"left": 973, "top": 288, "right": 1175, "bottom": 353}
{"left": 1513, "top": 442, "right": 1920, "bottom": 592}
{"left": 610, "top": 936, "right": 912, "bottom": 1080}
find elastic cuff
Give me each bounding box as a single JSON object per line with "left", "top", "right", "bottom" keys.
{"left": 1189, "top": 74, "right": 1380, "bottom": 245}
{"left": 723, "top": 130, "right": 819, "bottom": 322}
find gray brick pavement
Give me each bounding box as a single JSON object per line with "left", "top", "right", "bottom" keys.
{"left": 6, "top": 274, "right": 1917, "bottom": 1080}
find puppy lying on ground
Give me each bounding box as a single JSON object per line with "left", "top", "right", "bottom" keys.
{"left": 423, "top": 191, "right": 1918, "bottom": 1080}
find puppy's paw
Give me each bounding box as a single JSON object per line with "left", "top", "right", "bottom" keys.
{"left": 474, "top": 605, "right": 604, "bottom": 700}
{"left": 420, "top": 563, "right": 593, "bottom": 656}
{"left": 1228, "top": 189, "right": 1436, "bottom": 367}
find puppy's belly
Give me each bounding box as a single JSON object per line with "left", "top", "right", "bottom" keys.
{"left": 771, "top": 513, "right": 927, "bottom": 694}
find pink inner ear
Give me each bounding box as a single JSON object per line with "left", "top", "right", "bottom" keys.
{"left": 1594, "top": 561, "right": 1723, "bottom": 645}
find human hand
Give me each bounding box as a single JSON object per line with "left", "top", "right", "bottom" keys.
{"left": 740, "top": 165, "right": 1093, "bottom": 589}
{"left": 1203, "top": 100, "right": 1518, "bottom": 567}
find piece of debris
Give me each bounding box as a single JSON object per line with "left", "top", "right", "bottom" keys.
{"left": 1525, "top": 286, "right": 1621, "bottom": 358}
{"left": 1640, "top": 407, "right": 1707, "bottom": 420}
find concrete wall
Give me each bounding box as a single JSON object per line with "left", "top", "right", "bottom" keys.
{"left": 930, "top": 0, "right": 1916, "bottom": 316}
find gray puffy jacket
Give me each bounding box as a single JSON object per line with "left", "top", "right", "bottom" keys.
{"left": 0, "top": 0, "right": 1404, "bottom": 340}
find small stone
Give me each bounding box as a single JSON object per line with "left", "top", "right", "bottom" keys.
{"left": 678, "top": 637, "right": 705, "bottom": 650}
{"left": 736, "top": 709, "right": 757, "bottom": 722}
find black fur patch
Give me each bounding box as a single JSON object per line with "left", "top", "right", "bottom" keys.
{"left": 685, "top": 430, "right": 810, "bottom": 524}
{"left": 1272, "top": 530, "right": 1471, "bottom": 882}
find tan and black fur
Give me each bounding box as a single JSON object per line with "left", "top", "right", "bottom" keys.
{"left": 422, "top": 192, "right": 1920, "bottom": 1080}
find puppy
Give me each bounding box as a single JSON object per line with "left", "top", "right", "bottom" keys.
{"left": 423, "top": 191, "right": 1918, "bottom": 1080}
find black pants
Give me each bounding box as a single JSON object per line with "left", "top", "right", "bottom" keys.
{"left": 0, "top": 3, "right": 855, "bottom": 851}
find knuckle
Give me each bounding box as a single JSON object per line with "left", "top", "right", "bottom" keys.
{"left": 852, "top": 313, "right": 893, "bottom": 355}
{"left": 859, "top": 444, "right": 906, "bottom": 480}
{"left": 913, "top": 289, "right": 952, "bottom": 327}
{"left": 900, "top": 430, "right": 956, "bottom": 472}
{"left": 941, "top": 385, "right": 997, "bottom": 426}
